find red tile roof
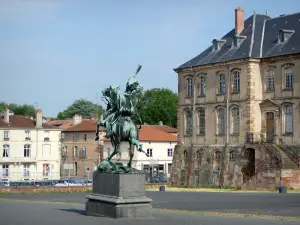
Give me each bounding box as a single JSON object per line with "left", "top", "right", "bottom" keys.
{"left": 103, "top": 125, "right": 177, "bottom": 142}
{"left": 63, "top": 120, "right": 104, "bottom": 132}
{"left": 146, "top": 125, "right": 177, "bottom": 133}
{"left": 0, "top": 115, "right": 58, "bottom": 129}
{"left": 46, "top": 120, "right": 73, "bottom": 130}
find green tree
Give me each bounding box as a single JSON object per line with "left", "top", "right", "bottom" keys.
{"left": 136, "top": 88, "right": 178, "bottom": 127}
{"left": 56, "top": 112, "right": 64, "bottom": 120}
{"left": 62, "top": 98, "right": 104, "bottom": 119}
{"left": 0, "top": 101, "right": 35, "bottom": 118}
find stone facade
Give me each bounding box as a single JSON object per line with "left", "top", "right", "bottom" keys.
{"left": 172, "top": 56, "right": 300, "bottom": 189}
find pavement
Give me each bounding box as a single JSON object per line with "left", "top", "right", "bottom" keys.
{"left": 0, "top": 191, "right": 300, "bottom": 225}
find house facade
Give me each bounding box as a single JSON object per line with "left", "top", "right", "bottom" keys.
{"left": 103, "top": 125, "right": 177, "bottom": 179}
{"left": 0, "top": 108, "right": 61, "bottom": 181}
{"left": 172, "top": 7, "right": 300, "bottom": 189}
{"left": 61, "top": 115, "right": 104, "bottom": 179}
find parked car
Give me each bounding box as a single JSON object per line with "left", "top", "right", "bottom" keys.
{"left": 0, "top": 178, "right": 9, "bottom": 186}
{"left": 150, "top": 176, "right": 168, "bottom": 183}
{"left": 54, "top": 179, "right": 81, "bottom": 187}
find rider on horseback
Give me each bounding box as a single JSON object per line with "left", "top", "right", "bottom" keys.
{"left": 104, "top": 77, "right": 142, "bottom": 139}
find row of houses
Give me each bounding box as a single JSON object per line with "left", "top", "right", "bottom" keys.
{"left": 0, "top": 108, "right": 177, "bottom": 181}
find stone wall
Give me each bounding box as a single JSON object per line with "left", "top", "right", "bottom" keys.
{"left": 171, "top": 144, "right": 245, "bottom": 188}
{"left": 0, "top": 186, "right": 92, "bottom": 194}
{"left": 281, "top": 169, "right": 300, "bottom": 189}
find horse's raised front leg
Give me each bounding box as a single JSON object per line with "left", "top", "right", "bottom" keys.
{"left": 129, "top": 137, "right": 148, "bottom": 157}
{"left": 127, "top": 142, "right": 134, "bottom": 168}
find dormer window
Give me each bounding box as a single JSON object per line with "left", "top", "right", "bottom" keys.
{"left": 278, "top": 29, "right": 295, "bottom": 44}
{"left": 232, "top": 35, "right": 246, "bottom": 48}
{"left": 212, "top": 39, "right": 226, "bottom": 52}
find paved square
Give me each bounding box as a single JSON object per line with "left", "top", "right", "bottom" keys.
{"left": 0, "top": 191, "right": 299, "bottom": 225}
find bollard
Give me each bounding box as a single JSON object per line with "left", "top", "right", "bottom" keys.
{"left": 159, "top": 185, "right": 165, "bottom": 192}
{"left": 278, "top": 185, "right": 287, "bottom": 194}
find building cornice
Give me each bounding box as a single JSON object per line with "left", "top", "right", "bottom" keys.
{"left": 175, "top": 58, "right": 261, "bottom": 74}
{"left": 175, "top": 53, "right": 300, "bottom": 74}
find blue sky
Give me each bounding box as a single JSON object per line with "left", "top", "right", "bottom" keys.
{"left": 0, "top": 0, "right": 299, "bottom": 117}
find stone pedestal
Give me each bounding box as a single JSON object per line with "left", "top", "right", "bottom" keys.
{"left": 85, "top": 172, "right": 153, "bottom": 218}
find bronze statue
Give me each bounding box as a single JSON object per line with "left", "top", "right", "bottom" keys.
{"left": 95, "top": 65, "right": 148, "bottom": 173}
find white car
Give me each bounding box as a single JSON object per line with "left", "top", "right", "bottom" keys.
{"left": 54, "top": 180, "right": 80, "bottom": 187}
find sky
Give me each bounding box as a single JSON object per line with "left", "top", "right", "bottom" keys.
{"left": 0, "top": 0, "right": 299, "bottom": 117}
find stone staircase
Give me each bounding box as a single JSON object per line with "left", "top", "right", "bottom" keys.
{"left": 273, "top": 136, "right": 300, "bottom": 168}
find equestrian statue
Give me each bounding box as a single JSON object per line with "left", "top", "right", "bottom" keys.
{"left": 95, "top": 65, "right": 149, "bottom": 173}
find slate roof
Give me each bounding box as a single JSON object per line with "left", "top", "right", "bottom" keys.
{"left": 0, "top": 115, "right": 58, "bottom": 129}
{"left": 176, "top": 12, "right": 300, "bottom": 70}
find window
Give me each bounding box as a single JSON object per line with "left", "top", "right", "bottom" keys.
{"left": 23, "top": 165, "right": 30, "bottom": 177}
{"left": 199, "top": 75, "right": 206, "bottom": 96}
{"left": 42, "top": 145, "right": 51, "bottom": 157}
{"left": 73, "top": 146, "right": 78, "bottom": 157}
{"left": 2, "top": 165, "right": 9, "bottom": 177}
{"left": 3, "top": 144, "right": 9, "bottom": 157}
{"left": 167, "top": 148, "right": 173, "bottom": 157}
{"left": 197, "top": 150, "right": 203, "bottom": 165}
{"left": 185, "top": 110, "right": 193, "bottom": 136}
{"left": 44, "top": 131, "right": 50, "bottom": 141}
{"left": 231, "top": 108, "right": 240, "bottom": 134}
{"left": 217, "top": 108, "right": 225, "bottom": 135}
{"left": 43, "top": 164, "right": 50, "bottom": 176}
{"left": 279, "top": 30, "right": 285, "bottom": 43}
{"left": 215, "top": 151, "right": 221, "bottom": 161}
{"left": 74, "top": 162, "right": 78, "bottom": 176}
{"left": 229, "top": 151, "right": 237, "bottom": 161}
{"left": 218, "top": 74, "right": 226, "bottom": 95}
{"left": 62, "top": 146, "right": 67, "bottom": 157}
{"left": 147, "top": 149, "right": 153, "bottom": 157}
{"left": 186, "top": 77, "right": 193, "bottom": 97}
{"left": 213, "top": 40, "right": 219, "bottom": 51}
{"left": 266, "top": 70, "right": 275, "bottom": 91}
{"left": 25, "top": 130, "right": 31, "bottom": 140}
{"left": 73, "top": 133, "right": 79, "bottom": 142}
{"left": 232, "top": 71, "right": 240, "bottom": 93}
{"left": 24, "top": 145, "right": 31, "bottom": 157}
{"left": 81, "top": 146, "right": 87, "bottom": 158}
{"left": 284, "top": 105, "right": 293, "bottom": 134}
{"left": 4, "top": 131, "right": 9, "bottom": 140}
{"left": 184, "top": 150, "right": 188, "bottom": 159}
{"left": 84, "top": 133, "right": 87, "bottom": 141}
{"left": 198, "top": 108, "right": 205, "bottom": 135}
{"left": 284, "top": 67, "right": 293, "bottom": 89}
{"left": 64, "top": 134, "right": 68, "bottom": 141}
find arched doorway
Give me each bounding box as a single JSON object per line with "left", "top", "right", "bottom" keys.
{"left": 242, "top": 148, "right": 255, "bottom": 182}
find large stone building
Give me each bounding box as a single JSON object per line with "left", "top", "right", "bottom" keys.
{"left": 171, "top": 7, "right": 300, "bottom": 189}
{"left": 0, "top": 108, "right": 61, "bottom": 181}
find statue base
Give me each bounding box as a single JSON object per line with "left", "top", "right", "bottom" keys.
{"left": 85, "top": 171, "right": 153, "bottom": 218}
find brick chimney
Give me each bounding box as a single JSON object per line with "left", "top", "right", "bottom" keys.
{"left": 90, "top": 114, "right": 96, "bottom": 120}
{"left": 235, "top": 7, "right": 244, "bottom": 35}
{"left": 4, "top": 107, "right": 9, "bottom": 123}
{"left": 72, "top": 114, "right": 82, "bottom": 125}
{"left": 36, "top": 109, "right": 43, "bottom": 128}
